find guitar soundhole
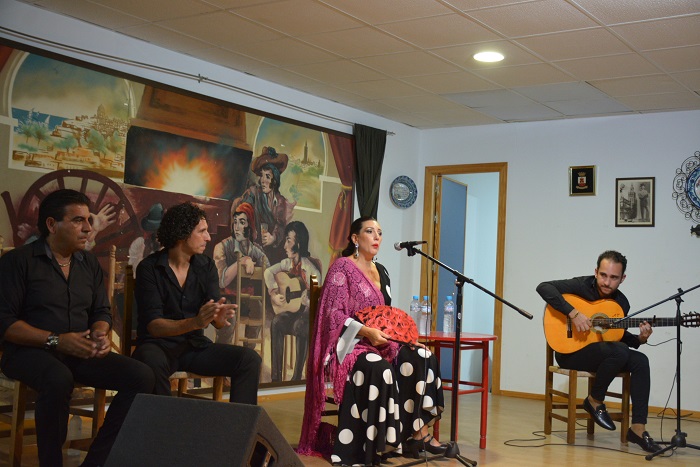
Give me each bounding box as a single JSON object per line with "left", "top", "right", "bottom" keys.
{"left": 590, "top": 312, "right": 614, "bottom": 334}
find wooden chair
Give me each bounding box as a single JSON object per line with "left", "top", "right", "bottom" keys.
{"left": 233, "top": 260, "right": 266, "bottom": 363}
{"left": 544, "top": 342, "right": 630, "bottom": 444}
{"left": 0, "top": 247, "right": 106, "bottom": 466}
{"left": 120, "top": 264, "right": 225, "bottom": 401}
{"left": 305, "top": 275, "right": 337, "bottom": 417}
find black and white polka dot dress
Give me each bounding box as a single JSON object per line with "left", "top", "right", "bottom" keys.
{"left": 331, "top": 345, "right": 444, "bottom": 466}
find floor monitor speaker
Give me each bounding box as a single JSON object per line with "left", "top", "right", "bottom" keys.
{"left": 105, "top": 394, "right": 303, "bottom": 467}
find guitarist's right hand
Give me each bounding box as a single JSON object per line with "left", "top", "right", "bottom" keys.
{"left": 270, "top": 288, "right": 286, "bottom": 309}
{"left": 570, "top": 309, "right": 591, "bottom": 332}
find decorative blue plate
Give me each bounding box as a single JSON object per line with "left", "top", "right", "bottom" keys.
{"left": 687, "top": 166, "right": 700, "bottom": 209}
{"left": 390, "top": 175, "right": 417, "bottom": 208}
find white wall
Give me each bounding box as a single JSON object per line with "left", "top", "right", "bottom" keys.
{"left": 3, "top": 1, "right": 700, "bottom": 410}
{"left": 422, "top": 113, "right": 700, "bottom": 411}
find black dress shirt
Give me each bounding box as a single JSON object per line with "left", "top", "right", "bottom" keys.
{"left": 135, "top": 249, "right": 221, "bottom": 348}
{"left": 0, "top": 238, "right": 111, "bottom": 357}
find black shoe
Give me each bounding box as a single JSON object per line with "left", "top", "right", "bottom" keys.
{"left": 403, "top": 434, "right": 447, "bottom": 458}
{"left": 583, "top": 397, "right": 616, "bottom": 431}
{"left": 627, "top": 428, "right": 662, "bottom": 453}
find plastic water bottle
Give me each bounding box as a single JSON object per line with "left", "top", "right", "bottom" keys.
{"left": 409, "top": 295, "right": 421, "bottom": 328}
{"left": 443, "top": 295, "right": 455, "bottom": 333}
{"left": 419, "top": 295, "right": 431, "bottom": 335}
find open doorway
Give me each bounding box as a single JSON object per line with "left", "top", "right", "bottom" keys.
{"left": 420, "top": 162, "right": 507, "bottom": 394}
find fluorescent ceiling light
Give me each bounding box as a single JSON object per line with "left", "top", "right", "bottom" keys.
{"left": 473, "top": 52, "right": 504, "bottom": 62}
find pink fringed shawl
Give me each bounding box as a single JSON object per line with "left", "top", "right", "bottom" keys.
{"left": 297, "top": 257, "right": 399, "bottom": 458}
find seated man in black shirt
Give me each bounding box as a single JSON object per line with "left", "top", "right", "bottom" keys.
{"left": 132, "top": 202, "right": 261, "bottom": 404}
{"left": 536, "top": 250, "right": 661, "bottom": 453}
{"left": 0, "top": 189, "right": 155, "bottom": 467}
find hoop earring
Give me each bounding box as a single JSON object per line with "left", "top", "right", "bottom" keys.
{"left": 354, "top": 243, "right": 359, "bottom": 258}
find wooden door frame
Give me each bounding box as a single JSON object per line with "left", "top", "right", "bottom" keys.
{"left": 421, "top": 162, "right": 508, "bottom": 394}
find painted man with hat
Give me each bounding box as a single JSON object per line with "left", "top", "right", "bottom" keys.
{"left": 128, "top": 203, "right": 163, "bottom": 277}
{"left": 212, "top": 202, "right": 269, "bottom": 346}
{"left": 232, "top": 146, "right": 295, "bottom": 265}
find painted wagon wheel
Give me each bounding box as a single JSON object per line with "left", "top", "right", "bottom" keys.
{"left": 15, "top": 169, "right": 141, "bottom": 256}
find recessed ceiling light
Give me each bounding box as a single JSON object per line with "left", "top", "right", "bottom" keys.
{"left": 474, "top": 52, "right": 504, "bottom": 63}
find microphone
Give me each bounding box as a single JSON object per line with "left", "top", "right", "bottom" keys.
{"left": 394, "top": 240, "right": 427, "bottom": 251}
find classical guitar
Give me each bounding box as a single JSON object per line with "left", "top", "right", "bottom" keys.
{"left": 271, "top": 271, "right": 307, "bottom": 314}
{"left": 544, "top": 294, "right": 700, "bottom": 354}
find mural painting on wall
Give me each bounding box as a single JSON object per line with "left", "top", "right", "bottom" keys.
{"left": 0, "top": 43, "right": 355, "bottom": 387}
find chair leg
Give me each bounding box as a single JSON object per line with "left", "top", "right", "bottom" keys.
{"left": 586, "top": 377, "right": 595, "bottom": 436}
{"left": 620, "top": 373, "right": 631, "bottom": 444}
{"left": 544, "top": 371, "right": 553, "bottom": 435}
{"left": 566, "top": 371, "right": 578, "bottom": 444}
{"left": 91, "top": 388, "right": 106, "bottom": 436}
{"left": 177, "top": 378, "right": 188, "bottom": 397}
{"left": 212, "top": 376, "right": 224, "bottom": 402}
{"left": 10, "top": 381, "right": 28, "bottom": 467}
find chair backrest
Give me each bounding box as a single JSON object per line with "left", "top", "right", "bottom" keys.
{"left": 120, "top": 264, "right": 135, "bottom": 356}
{"left": 308, "top": 274, "right": 320, "bottom": 340}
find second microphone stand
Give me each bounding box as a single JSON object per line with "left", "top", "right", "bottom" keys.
{"left": 399, "top": 244, "right": 533, "bottom": 466}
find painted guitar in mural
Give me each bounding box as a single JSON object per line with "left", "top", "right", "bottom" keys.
{"left": 544, "top": 294, "right": 700, "bottom": 354}
{"left": 271, "top": 271, "right": 307, "bottom": 314}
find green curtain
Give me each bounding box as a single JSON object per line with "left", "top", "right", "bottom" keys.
{"left": 353, "top": 124, "right": 387, "bottom": 219}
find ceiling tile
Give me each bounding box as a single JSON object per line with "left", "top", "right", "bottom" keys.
{"left": 554, "top": 54, "right": 661, "bottom": 80}
{"left": 515, "top": 28, "right": 633, "bottom": 61}
{"left": 476, "top": 103, "right": 563, "bottom": 121}
{"left": 412, "top": 107, "right": 504, "bottom": 127}
{"left": 431, "top": 41, "right": 542, "bottom": 69}
{"left": 336, "top": 79, "right": 424, "bottom": 100}
{"left": 188, "top": 46, "right": 273, "bottom": 73}
{"left": 246, "top": 66, "right": 325, "bottom": 90}
{"left": 573, "top": 0, "right": 700, "bottom": 25}
{"left": 232, "top": 38, "right": 338, "bottom": 67}
{"left": 120, "top": 24, "right": 212, "bottom": 53}
{"left": 473, "top": 63, "right": 575, "bottom": 87}
{"left": 156, "top": 11, "right": 282, "bottom": 47}
{"left": 643, "top": 46, "right": 700, "bottom": 73}
{"left": 443, "top": 89, "right": 533, "bottom": 108}
{"left": 614, "top": 91, "right": 700, "bottom": 111}
{"left": 613, "top": 15, "right": 700, "bottom": 51}
{"left": 91, "top": 0, "right": 217, "bottom": 22}
{"left": 515, "top": 82, "right": 609, "bottom": 101}
{"left": 466, "top": 0, "right": 599, "bottom": 38}
{"left": 25, "top": 0, "right": 146, "bottom": 29}
{"left": 544, "top": 97, "right": 631, "bottom": 116}
{"left": 672, "top": 70, "right": 700, "bottom": 91}
{"left": 591, "top": 74, "right": 689, "bottom": 96}
{"left": 318, "top": 0, "right": 454, "bottom": 24}
{"left": 299, "top": 27, "right": 415, "bottom": 58}
{"left": 232, "top": 0, "right": 364, "bottom": 36}
{"left": 287, "top": 60, "right": 386, "bottom": 84}
{"left": 355, "top": 51, "right": 461, "bottom": 77}
{"left": 404, "top": 72, "right": 498, "bottom": 94}
{"left": 377, "top": 14, "right": 500, "bottom": 48}
{"left": 377, "top": 94, "right": 466, "bottom": 113}
{"left": 299, "top": 84, "right": 367, "bottom": 104}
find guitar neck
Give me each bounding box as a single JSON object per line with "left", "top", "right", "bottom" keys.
{"left": 598, "top": 316, "right": 676, "bottom": 329}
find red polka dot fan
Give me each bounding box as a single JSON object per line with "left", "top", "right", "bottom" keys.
{"left": 355, "top": 305, "right": 419, "bottom": 345}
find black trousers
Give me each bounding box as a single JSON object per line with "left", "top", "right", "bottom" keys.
{"left": 269, "top": 309, "right": 308, "bottom": 382}
{"left": 556, "top": 341, "right": 650, "bottom": 424}
{"left": 1, "top": 347, "right": 155, "bottom": 467}
{"left": 132, "top": 341, "right": 261, "bottom": 405}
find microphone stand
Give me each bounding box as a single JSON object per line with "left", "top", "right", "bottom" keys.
{"left": 613, "top": 284, "right": 700, "bottom": 461}
{"left": 399, "top": 245, "right": 533, "bottom": 466}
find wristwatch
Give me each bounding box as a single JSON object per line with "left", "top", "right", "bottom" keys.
{"left": 45, "top": 332, "right": 59, "bottom": 350}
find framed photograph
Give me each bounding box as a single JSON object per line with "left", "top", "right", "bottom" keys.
{"left": 569, "top": 165, "right": 596, "bottom": 196}
{"left": 616, "top": 177, "right": 655, "bottom": 227}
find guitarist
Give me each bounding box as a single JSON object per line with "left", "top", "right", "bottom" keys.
{"left": 265, "top": 221, "right": 322, "bottom": 382}
{"left": 536, "top": 250, "right": 661, "bottom": 453}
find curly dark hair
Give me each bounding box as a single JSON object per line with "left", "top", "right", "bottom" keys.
{"left": 157, "top": 202, "right": 207, "bottom": 250}
{"left": 37, "top": 189, "right": 91, "bottom": 237}
{"left": 597, "top": 250, "right": 627, "bottom": 274}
